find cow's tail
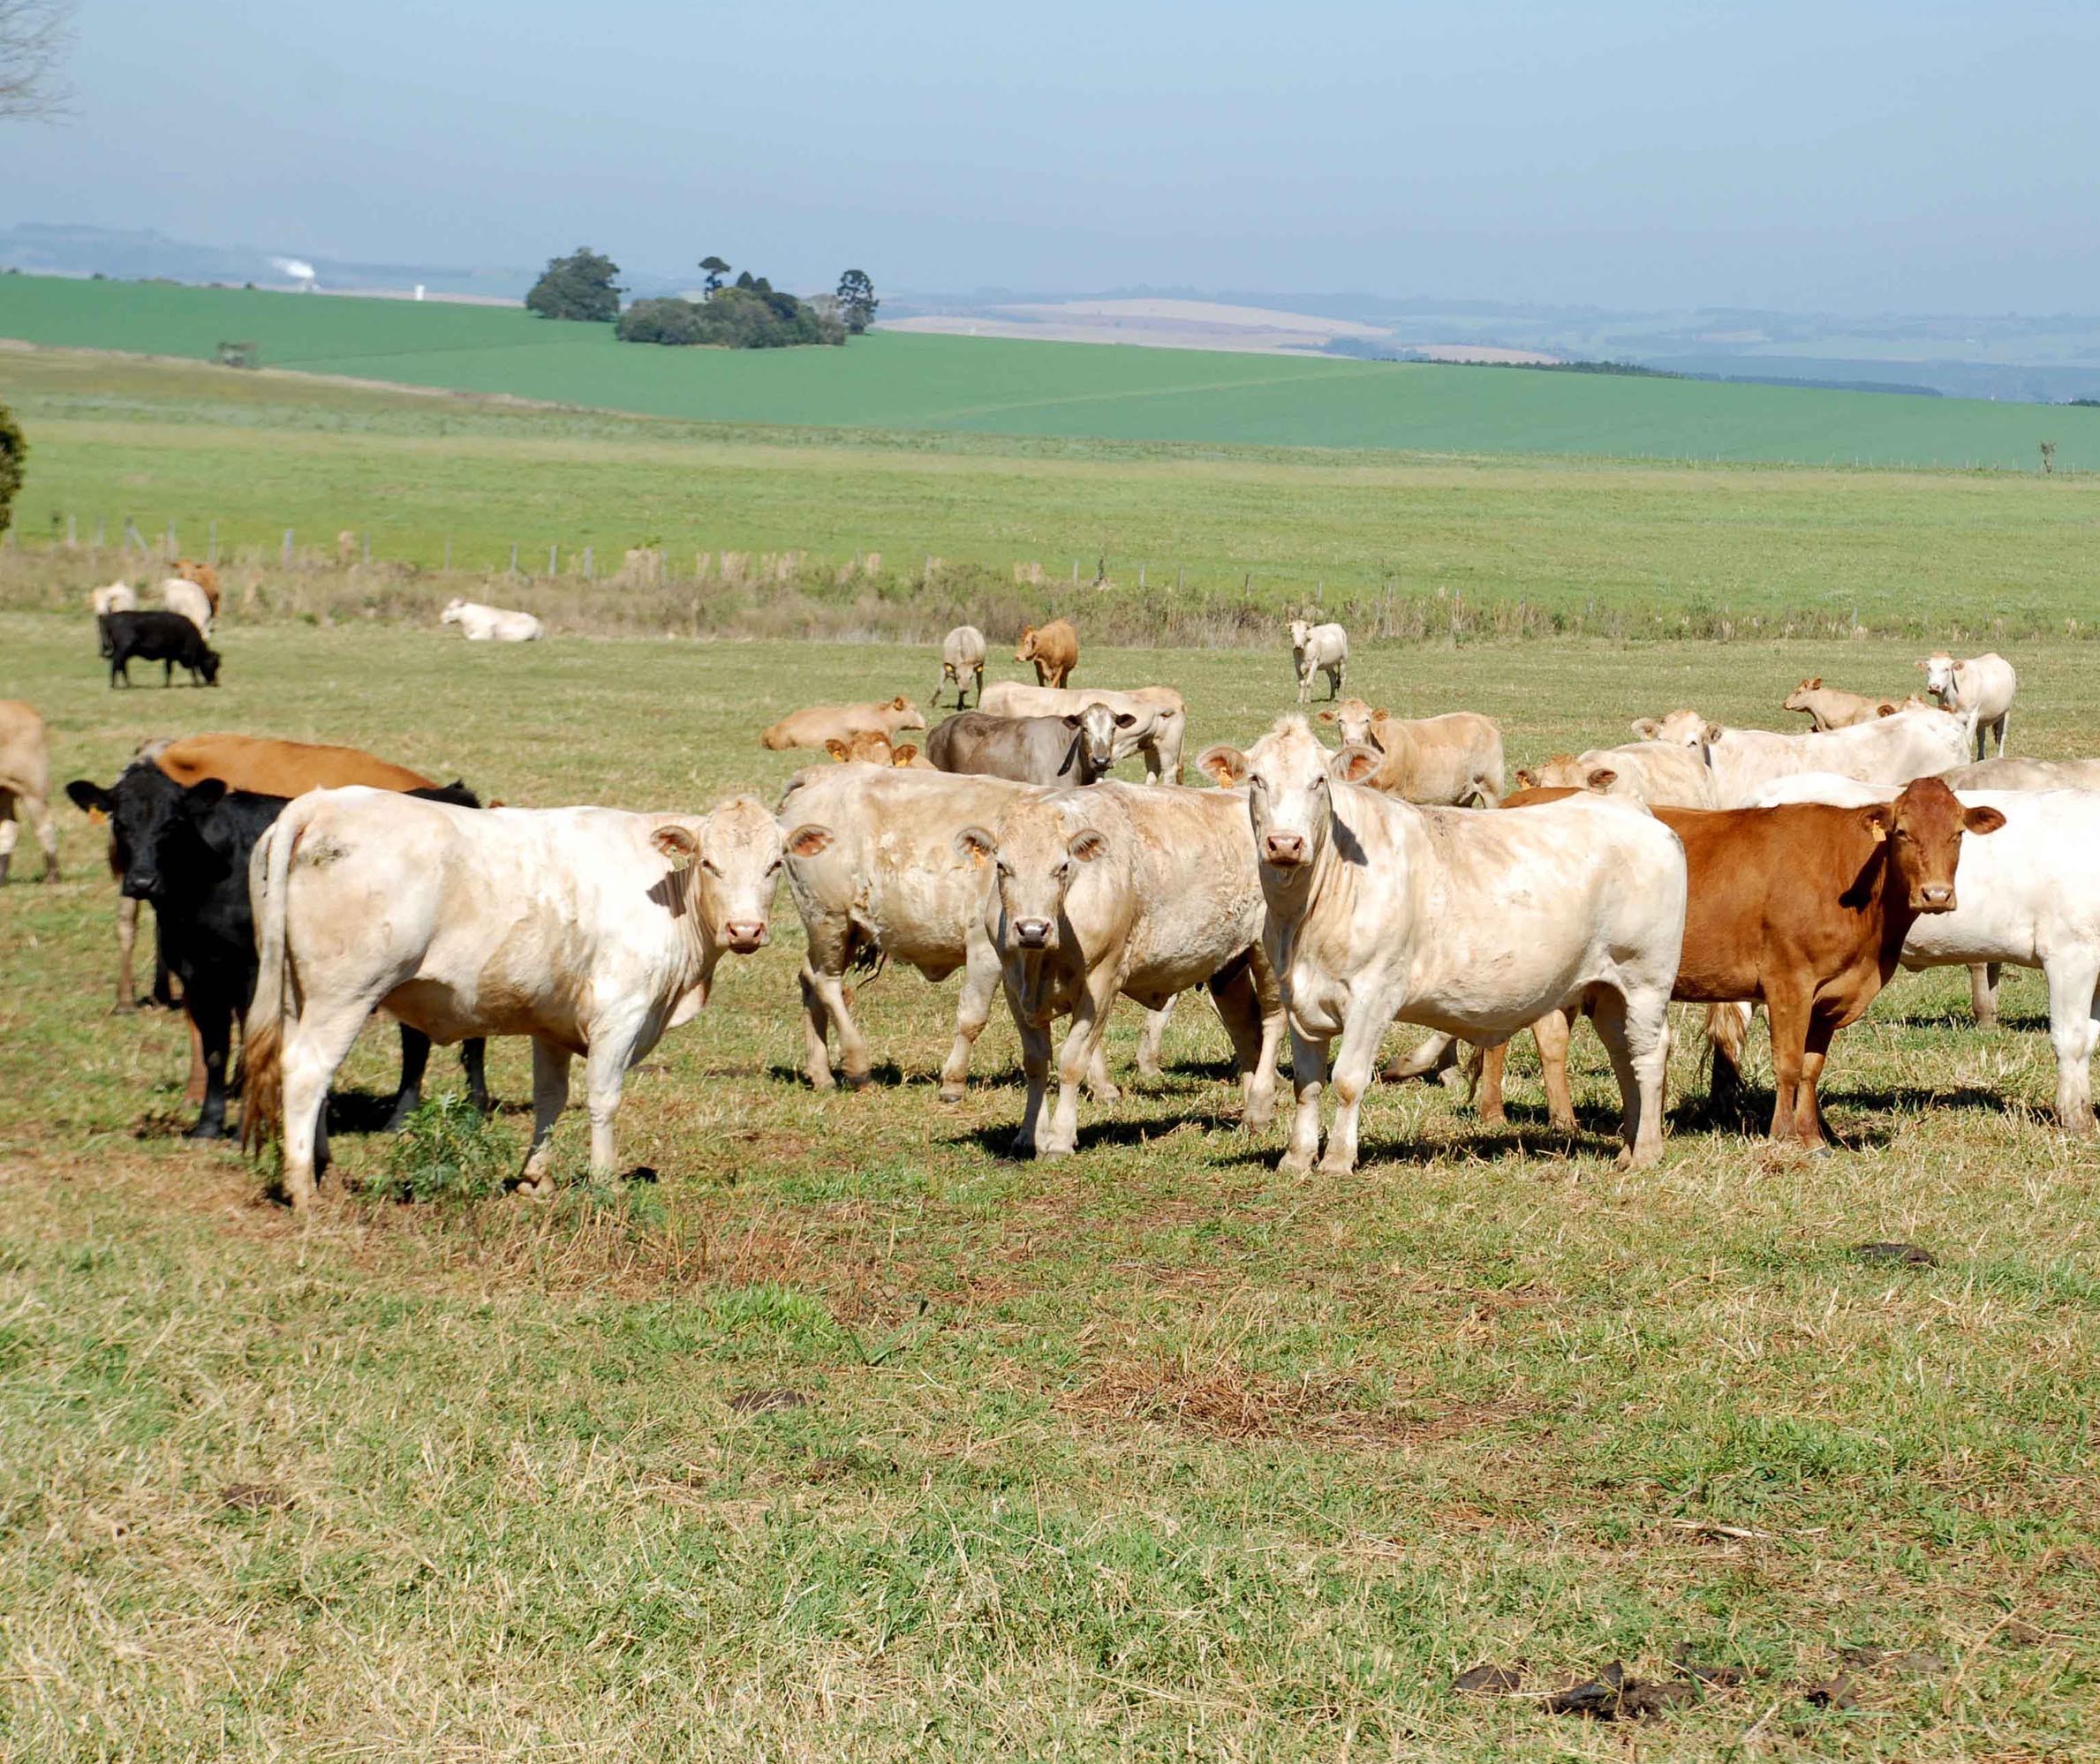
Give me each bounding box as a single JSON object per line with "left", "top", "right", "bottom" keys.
{"left": 239, "top": 803, "right": 308, "bottom": 1155}
{"left": 1703, "top": 1001, "right": 1751, "bottom": 1114}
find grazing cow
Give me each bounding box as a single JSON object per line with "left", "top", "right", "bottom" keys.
{"left": 978, "top": 682, "right": 1187, "bottom": 786}
{"left": 1944, "top": 756, "right": 2100, "bottom": 792}
{"left": 775, "top": 765, "right": 1165, "bottom": 1097}
{"left": 926, "top": 705, "right": 1130, "bottom": 786}
{"left": 952, "top": 782, "right": 1284, "bottom": 1157}
{"left": 1325, "top": 709, "right": 1505, "bottom": 808}
{"left": 88, "top": 582, "right": 137, "bottom": 616}
{"left": 934, "top": 625, "right": 988, "bottom": 708}
{"left": 1515, "top": 741, "right": 1717, "bottom": 808}
{"left": 1783, "top": 678, "right": 1900, "bottom": 731}
{"left": 1015, "top": 619, "right": 1079, "bottom": 689}
{"left": 441, "top": 598, "right": 544, "bottom": 642}
{"left": 173, "top": 560, "right": 222, "bottom": 614}
{"left": 244, "top": 790, "right": 785, "bottom": 1209}
{"left": 1633, "top": 705, "right": 1973, "bottom": 806}
{"left": 1288, "top": 619, "right": 1348, "bottom": 704}
{"left": 1200, "top": 720, "right": 1686, "bottom": 1174}
{"left": 64, "top": 764, "right": 488, "bottom": 1142}
{"left": 0, "top": 701, "right": 60, "bottom": 886}
{"left": 761, "top": 696, "right": 927, "bottom": 752}
{"left": 101, "top": 611, "right": 221, "bottom": 688}
{"left": 1919, "top": 652, "right": 2015, "bottom": 759}
{"left": 160, "top": 577, "right": 214, "bottom": 637}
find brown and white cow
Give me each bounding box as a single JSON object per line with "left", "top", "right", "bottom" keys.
{"left": 1202, "top": 719, "right": 1686, "bottom": 1174}
{"left": 760, "top": 696, "right": 927, "bottom": 752}
{"left": 953, "top": 781, "right": 1284, "bottom": 1157}
{"left": 0, "top": 700, "right": 60, "bottom": 886}
{"left": 1319, "top": 708, "right": 1505, "bottom": 808}
{"left": 1015, "top": 618, "right": 1079, "bottom": 689}
{"left": 978, "top": 682, "right": 1188, "bottom": 785}
{"left": 1782, "top": 678, "right": 1899, "bottom": 731}
{"left": 172, "top": 559, "right": 222, "bottom": 614}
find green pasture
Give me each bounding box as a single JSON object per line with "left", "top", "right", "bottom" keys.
{"left": 4, "top": 274, "right": 2098, "bottom": 468}
{"left": 1, "top": 614, "right": 2095, "bottom": 1759}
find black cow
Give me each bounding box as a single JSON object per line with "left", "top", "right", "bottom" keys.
{"left": 64, "top": 765, "right": 489, "bottom": 1140}
{"left": 99, "top": 611, "right": 222, "bottom": 688}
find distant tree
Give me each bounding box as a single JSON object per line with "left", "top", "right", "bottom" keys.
{"left": 2040, "top": 439, "right": 2058, "bottom": 475}
{"left": 0, "top": 398, "right": 26, "bottom": 540}
{"left": 734, "top": 270, "right": 757, "bottom": 291}
{"left": 0, "top": 0, "right": 73, "bottom": 120}
{"left": 525, "top": 247, "right": 623, "bottom": 322}
{"left": 616, "top": 279, "right": 842, "bottom": 351}
{"left": 699, "top": 255, "right": 729, "bottom": 297}
{"left": 835, "top": 269, "right": 878, "bottom": 335}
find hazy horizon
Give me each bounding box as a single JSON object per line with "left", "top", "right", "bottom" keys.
{"left": 4, "top": 1, "right": 2096, "bottom": 317}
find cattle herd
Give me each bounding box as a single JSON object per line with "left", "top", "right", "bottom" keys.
{"left": 5, "top": 600, "right": 2088, "bottom": 1213}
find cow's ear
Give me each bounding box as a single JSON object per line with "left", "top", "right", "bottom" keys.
{"left": 1964, "top": 805, "right": 2008, "bottom": 836}
{"left": 1629, "top": 718, "right": 1660, "bottom": 740}
{"left": 1061, "top": 713, "right": 1083, "bottom": 729}
{"left": 892, "top": 695, "right": 910, "bottom": 711}
{"left": 65, "top": 780, "right": 111, "bottom": 817}
{"left": 1915, "top": 659, "right": 1930, "bottom": 672}
{"left": 1515, "top": 767, "right": 1538, "bottom": 789}
{"left": 1196, "top": 743, "right": 1247, "bottom": 787}
{"left": 1805, "top": 677, "right": 1821, "bottom": 690}
{"left": 1317, "top": 709, "right": 1337, "bottom": 724}
{"left": 1585, "top": 768, "right": 1618, "bottom": 792}
{"left": 1115, "top": 712, "right": 1137, "bottom": 727}
{"left": 786, "top": 823, "right": 833, "bottom": 859}
{"left": 652, "top": 825, "right": 699, "bottom": 866}
{"left": 1702, "top": 723, "right": 1724, "bottom": 744}
{"left": 184, "top": 778, "right": 227, "bottom": 814}
{"left": 824, "top": 738, "right": 851, "bottom": 762}
{"left": 1068, "top": 828, "right": 1109, "bottom": 863}
{"left": 1862, "top": 804, "right": 1893, "bottom": 843}
{"left": 1333, "top": 744, "right": 1382, "bottom": 785}
{"left": 952, "top": 825, "right": 995, "bottom": 866}
{"left": 1373, "top": 708, "right": 1391, "bottom": 721}
{"left": 890, "top": 744, "right": 918, "bottom": 766}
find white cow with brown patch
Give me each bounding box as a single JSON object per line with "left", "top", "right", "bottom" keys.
{"left": 1202, "top": 718, "right": 1685, "bottom": 1175}
{"left": 978, "top": 681, "right": 1188, "bottom": 785}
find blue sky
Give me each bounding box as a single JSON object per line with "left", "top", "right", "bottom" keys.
{"left": 6, "top": 0, "right": 2097, "bottom": 311}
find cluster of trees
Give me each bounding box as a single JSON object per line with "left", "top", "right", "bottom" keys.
{"left": 524, "top": 248, "right": 879, "bottom": 350}
{"left": 0, "top": 397, "right": 23, "bottom": 539}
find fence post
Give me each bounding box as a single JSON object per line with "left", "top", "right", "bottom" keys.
{"left": 583, "top": 545, "right": 593, "bottom": 581}
{"left": 165, "top": 521, "right": 177, "bottom": 559}
{"left": 1177, "top": 567, "right": 1184, "bottom": 592}
{"left": 363, "top": 534, "right": 371, "bottom": 566}
{"left": 208, "top": 519, "right": 218, "bottom": 564}
{"left": 94, "top": 520, "right": 104, "bottom": 547}
{"left": 510, "top": 542, "right": 519, "bottom": 576}
{"left": 125, "top": 518, "right": 145, "bottom": 552}
{"left": 443, "top": 536, "right": 452, "bottom": 570}
{"left": 1071, "top": 560, "right": 1079, "bottom": 584}
{"left": 548, "top": 544, "right": 558, "bottom": 577}
{"left": 1317, "top": 578, "right": 1323, "bottom": 604}
{"left": 66, "top": 513, "right": 76, "bottom": 546}
{"left": 1138, "top": 563, "right": 1145, "bottom": 588}
{"left": 282, "top": 528, "right": 294, "bottom": 568}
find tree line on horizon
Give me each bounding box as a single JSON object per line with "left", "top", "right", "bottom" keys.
{"left": 525, "top": 248, "right": 877, "bottom": 350}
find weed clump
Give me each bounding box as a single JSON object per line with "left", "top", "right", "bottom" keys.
{"left": 374, "top": 1096, "right": 515, "bottom": 1205}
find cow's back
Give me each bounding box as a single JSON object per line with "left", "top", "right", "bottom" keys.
{"left": 1065, "top": 782, "right": 1264, "bottom": 976}
{"left": 158, "top": 733, "right": 433, "bottom": 795}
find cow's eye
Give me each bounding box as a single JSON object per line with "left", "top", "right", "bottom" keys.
{"left": 1055, "top": 861, "right": 1071, "bottom": 878}
{"left": 766, "top": 858, "right": 782, "bottom": 875}
{"left": 700, "top": 856, "right": 723, "bottom": 876}
{"left": 995, "top": 859, "right": 1012, "bottom": 878}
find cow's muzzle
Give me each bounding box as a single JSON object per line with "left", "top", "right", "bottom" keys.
{"left": 1013, "top": 917, "right": 1054, "bottom": 949}
{"left": 1262, "top": 832, "right": 1308, "bottom": 868}
{"left": 121, "top": 868, "right": 161, "bottom": 901}
{"left": 722, "top": 920, "right": 769, "bottom": 954}
{"left": 1913, "top": 883, "right": 1956, "bottom": 912}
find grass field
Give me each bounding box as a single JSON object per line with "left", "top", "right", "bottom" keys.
{"left": 2, "top": 613, "right": 2096, "bottom": 1759}
{"left": 8, "top": 347, "right": 2100, "bottom": 633}
{"left": 5, "top": 275, "right": 2100, "bottom": 471}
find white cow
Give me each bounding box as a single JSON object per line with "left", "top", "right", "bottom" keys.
{"left": 1919, "top": 652, "right": 2015, "bottom": 759}
{"left": 953, "top": 780, "right": 1284, "bottom": 1158}
{"left": 160, "top": 577, "right": 213, "bottom": 637}
{"left": 1202, "top": 718, "right": 1686, "bottom": 1174}
{"left": 1635, "top": 706, "right": 1973, "bottom": 806}
{"left": 934, "top": 625, "right": 988, "bottom": 708}
{"left": 243, "top": 788, "right": 784, "bottom": 1209}
{"left": 1288, "top": 619, "right": 1348, "bottom": 705}
{"left": 1517, "top": 740, "right": 1717, "bottom": 808}
{"left": 88, "top": 581, "right": 137, "bottom": 616}
{"left": 978, "top": 681, "right": 1188, "bottom": 785}
{"left": 1945, "top": 757, "right": 2100, "bottom": 792}
{"left": 441, "top": 598, "right": 544, "bottom": 642}
{"left": 1324, "top": 708, "right": 1506, "bottom": 808}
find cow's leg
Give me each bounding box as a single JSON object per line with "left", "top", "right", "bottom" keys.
{"left": 184, "top": 1012, "right": 208, "bottom": 1105}
{"left": 185, "top": 996, "right": 236, "bottom": 1140}
{"left": 460, "top": 1038, "right": 491, "bottom": 1114}
{"left": 113, "top": 896, "right": 140, "bottom": 1011}
{"left": 582, "top": 1029, "right": 641, "bottom": 1177}
{"left": 1136, "top": 993, "right": 1175, "bottom": 1079}
{"left": 1205, "top": 962, "right": 1273, "bottom": 1128}
{"left": 797, "top": 963, "right": 838, "bottom": 1090}
{"left": 519, "top": 1037, "right": 570, "bottom": 1193}
{"left": 1535, "top": 1009, "right": 1576, "bottom": 1132}
{"left": 1044, "top": 979, "right": 1115, "bottom": 1158}
{"left": 1970, "top": 962, "right": 2003, "bottom": 1029}
{"left": 1280, "top": 1027, "right": 1330, "bottom": 1175}
{"left": 1591, "top": 986, "right": 1671, "bottom": 1168}
{"left": 1315, "top": 1008, "right": 1386, "bottom": 1176}
{"left": 1794, "top": 1014, "right": 1837, "bottom": 1148}
{"left": 971, "top": 663, "right": 983, "bottom": 707}
{"left": 804, "top": 961, "right": 871, "bottom": 1089}
{"left": 385, "top": 1026, "right": 434, "bottom": 1132}
{"left": 2044, "top": 955, "right": 2100, "bottom": 1133}
{"left": 1008, "top": 1009, "right": 1054, "bottom": 1158}
{"left": 0, "top": 804, "right": 13, "bottom": 886}
{"left": 1383, "top": 1029, "right": 1461, "bottom": 1085}
{"left": 1762, "top": 989, "right": 1812, "bottom": 1145}
{"left": 940, "top": 938, "right": 1001, "bottom": 1102}
{"left": 1295, "top": 670, "right": 1311, "bottom": 707}
{"left": 278, "top": 1001, "right": 374, "bottom": 1210}
{"left": 1474, "top": 1040, "right": 1507, "bottom": 1126}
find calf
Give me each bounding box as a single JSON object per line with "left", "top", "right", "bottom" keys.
{"left": 244, "top": 790, "right": 785, "bottom": 1208}
{"left": 1201, "top": 720, "right": 1685, "bottom": 1174}
{"left": 761, "top": 695, "right": 926, "bottom": 752}
{"left": 934, "top": 625, "right": 988, "bottom": 708}
{"left": 954, "top": 782, "right": 1283, "bottom": 1157}
{"left": 101, "top": 610, "right": 221, "bottom": 688}
{"left": 1783, "top": 677, "right": 1898, "bottom": 731}
{"left": 1288, "top": 619, "right": 1348, "bottom": 704}
{"left": 64, "top": 763, "right": 489, "bottom": 1142}
{"left": 926, "top": 705, "right": 1131, "bottom": 785}
{"left": 441, "top": 598, "right": 544, "bottom": 642}
{"left": 978, "top": 682, "right": 1187, "bottom": 785}
{"left": 1015, "top": 618, "right": 1079, "bottom": 688}
{"left": 1919, "top": 651, "right": 2015, "bottom": 759}
{"left": 0, "top": 700, "right": 60, "bottom": 885}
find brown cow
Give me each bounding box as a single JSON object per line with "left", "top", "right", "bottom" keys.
{"left": 1015, "top": 618, "right": 1078, "bottom": 689}
{"left": 155, "top": 732, "right": 434, "bottom": 795}
{"left": 173, "top": 559, "right": 222, "bottom": 615}
{"left": 0, "top": 700, "right": 60, "bottom": 886}
{"left": 1462, "top": 780, "right": 2004, "bottom": 1146}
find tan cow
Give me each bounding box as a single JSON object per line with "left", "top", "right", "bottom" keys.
{"left": 159, "top": 577, "right": 214, "bottom": 637}
{"left": 978, "top": 682, "right": 1187, "bottom": 785}
{"left": 0, "top": 701, "right": 60, "bottom": 886}
{"left": 1920, "top": 652, "right": 2015, "bottom": 759}
{"left": 173, "top": 560, "right": 222, "bottom": 614}
{"left": 1782, "top": 678, "right": 1900, "bottom": 730}
{"left": 934, "top": 625, "right": 988, "bottom": 708}
{"left": 1015, "top": 618, "right": 1079, "bottom": 689}
{"left": 953, "top": 781, "right": 1284, "bottom": 1157}
{"left": 1515, "top": 741, "right": 1717, "bottom": 808}
{"left": 760, "top": 695, "right": 927, "bottom": 752}
{"left": 1323, "top": 709, "right": 1504, "bottom": 807}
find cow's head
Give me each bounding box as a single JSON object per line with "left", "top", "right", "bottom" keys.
{"left": 1632, "top": 710, "right": 1721, "bottom": 757}
{"left": 1206, "top": 716, "right": 1350, "bottom": 876}
{"left": 196, "top": 644, "right": 222, "bottom": 687}
{"left": 826, "top": 731, "right": 896, "bottom": 765}
{"left": 64, "top": 766, "right": 226, "bottom": 901}
{"left": 954, "top": 800, "right": 1107, "bottom": 954}
{"left": 1520, "top": 753, "right": 1590, "bottom": 791}
{"left": 1782, "top": 678, "right": 1822, "bottom": 712}
{"left": 1865, "top": 775, "right": 2005, "bottom": 914}
{"left": 1288, "top": 617, "right": 1312, "bottom": 652}
{"left": 652, "top": 795, "right": 786, "bottom": 956}
{"left": 1316, "top": 698, "right": 1386, "bottom": 749}
{"left": 440, "top": 598, "right": 467, "bottom": 626}
{"left": 1015, "top": 625, "right": 1039, "bottom": 662}
{"left": 1918, "top": 652, "right": 1959, "bottom": 706}
{"left": 882, "top": 695, "right": 927, "bottom": 733}
{"left": 1064, "top": 702, "right": 1135, "bottom": 777}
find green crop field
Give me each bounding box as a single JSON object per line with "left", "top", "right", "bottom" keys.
{"left": 7, "top": 347, "right": 2100, "bottom": 633}
{"left": 4, "top": 273, "right": 2099, "bottom": 470}
{"left": 1, "top": 616, "right": 2096, "bottom": 1759}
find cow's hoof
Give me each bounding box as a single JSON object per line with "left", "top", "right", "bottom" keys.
{"left": 1088, "top": 1081, "right": 1122, "bottom": 1105}
{"left": 1315, "top": 1154, "right": 1356, "bottom": 1178}
{"left": 1278, "top": 1150, "right": 1315, "bottom": 1177}
{"left": 1006, "top": 1135, "right": 1037, "bottom": 1159}
{"left": 938, "top": 1083, "right": 965, "bottom": 1104}
{"left": 514, "top": 1173, "right": 556, "bottom": 1200}
{"left": 806, "top": 1070, "right": 836, "bottom": 1094}
{"left": 184, "top": 1119, "right": 232, "bottom": 1142}
{"left": 842, "top": 1069, "right": 873, "bottom": 1092}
